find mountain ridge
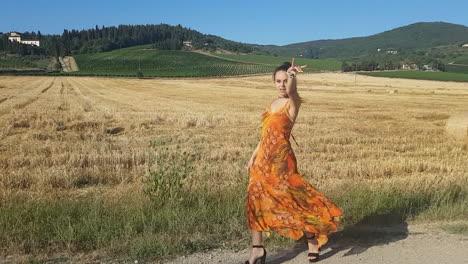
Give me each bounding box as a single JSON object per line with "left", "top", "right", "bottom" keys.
{"left": 255, "top": 22, "right": 468, "bottom": 59}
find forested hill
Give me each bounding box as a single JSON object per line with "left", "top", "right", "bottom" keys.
{"left": 0, "top": 24, "right": 259, "bottom": 57}
{"left": 2, "top": 22, "right": 468, "bottom": 60}
{"left": 256, "top": 22, "right": 468, "bottom": 59}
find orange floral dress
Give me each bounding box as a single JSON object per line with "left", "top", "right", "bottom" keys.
{"left": 245, "top": 99, "right": 343, "bottom": 248}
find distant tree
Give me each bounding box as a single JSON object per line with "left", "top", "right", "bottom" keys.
{"left": 341, "top": 61, "right": 349, "bottom": 72}
{"left": 136, "top": 70, "right": 144, "bottom": 78}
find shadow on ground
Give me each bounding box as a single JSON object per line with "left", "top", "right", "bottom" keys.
{"left": 268, "top": 211, "right": 411, "bottom": 263}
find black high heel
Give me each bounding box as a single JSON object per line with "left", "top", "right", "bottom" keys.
{"left": 244, "top": 245, "right": 267, "bottom": 264}
{"left": 305, "top": 234, "right": 320, "bottom": 263}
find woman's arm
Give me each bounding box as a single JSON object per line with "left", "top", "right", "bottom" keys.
{"left": 286, "top": 58, "right": 306, "bottom": 122}
{"left": 250, "top": 141, "right": 261, "bottom": 160}
{"left": 246, "top": 141, "right": 261, "bottom": 172}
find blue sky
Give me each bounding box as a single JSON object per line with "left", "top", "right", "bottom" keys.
{"left": 1, "top": 0, "right": 467, "bottom": 46}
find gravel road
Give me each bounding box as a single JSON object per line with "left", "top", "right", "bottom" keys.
{"left": 163, "top": 223, "right": 468, "bottom": 264}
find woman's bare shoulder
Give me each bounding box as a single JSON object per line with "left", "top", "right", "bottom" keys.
{"left": 269, "top": 97, "right": 289, "bottom": 110}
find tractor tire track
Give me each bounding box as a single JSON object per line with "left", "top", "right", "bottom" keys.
{"left": 0, "top": 78, "right": 51, "bottom": 117}
{"left": 14, "top": 79, "right": 55, "bottom": 110}
{"left": 41, "top": 78, "right": 56, "bottom": 93}
{"left": 66, "top": 78, "right": 95, "bottom": 112}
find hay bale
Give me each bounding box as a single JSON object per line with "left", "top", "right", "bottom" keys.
{"left": 389, "top": 89, "right": 398, "bottom": 94}
{"left": 446, "top": 112, "right": 468, "bottom": 140}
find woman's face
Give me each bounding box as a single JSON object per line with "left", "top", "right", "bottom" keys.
{"left": 274, "top": 71, "right": 288, "bottom": 96}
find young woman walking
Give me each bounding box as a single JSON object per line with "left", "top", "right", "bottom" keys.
{"left": 244, "top": 59, "right": 343, "bottom": 263}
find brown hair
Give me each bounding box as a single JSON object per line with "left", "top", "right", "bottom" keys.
{"left": 272, "top": 62, "right": 291, "bottom": 81}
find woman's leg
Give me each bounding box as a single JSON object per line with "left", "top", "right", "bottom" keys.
{"left": 247, "top": 230, "right": 264, "bottom": 263}
{"left": 252, "top": 230, "right": 263, "bottom": 245}
{"left": 304, "top": 231, "right": 319, "bottom": 261}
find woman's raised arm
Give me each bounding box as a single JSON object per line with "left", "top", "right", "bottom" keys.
{"left": 286, "top": 58, "right": 307, "bottom": 122}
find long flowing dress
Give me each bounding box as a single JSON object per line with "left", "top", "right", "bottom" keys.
{"left": 245, "top": 99, "right": 343, "bottom": 248}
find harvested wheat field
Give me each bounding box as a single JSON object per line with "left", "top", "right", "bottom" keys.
{"left": 0, "top": 73, "right": 467, "bottom": 262}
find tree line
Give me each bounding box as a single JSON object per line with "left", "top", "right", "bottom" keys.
{"left": 341, "top": 52, "right": 446, "bottom": 72}
{"left": 0, "top": 24, "right": 255, "bottom": 57}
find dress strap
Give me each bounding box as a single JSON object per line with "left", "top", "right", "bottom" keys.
{"left": 284, "top": 98, "right": 290, "bottom": 109}
{"left": 269, "top": 98, "right": 290, "bottom": 112}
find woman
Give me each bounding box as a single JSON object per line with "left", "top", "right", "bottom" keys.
{"left": 244, "top": 59, "right": 343, "bottom": 263}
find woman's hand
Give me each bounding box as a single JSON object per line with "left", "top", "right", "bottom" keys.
{"left": 287, "top": 58, "right": 307, "bottom": 76}
{"left": 246, "top": 157, "right": 255, "bottom": 172}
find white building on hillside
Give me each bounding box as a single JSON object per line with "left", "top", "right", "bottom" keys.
{"left": 8, "top": 32, "right": 40, "bottom": 47}
{"left": 423, "top": 65, "right": 433, "bottom": 71}
{"left": 8, "top": 32, "right": 21, "bottom": 42}
{"left": 387, "top": 48, "right": 398, "bottom": 54}
{"left": 183, "top": 40, "right": 192, "bottom": 47}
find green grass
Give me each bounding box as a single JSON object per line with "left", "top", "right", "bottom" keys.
{"left": 0, "top": 185, "right": 250, "bottom": 261}
{"left": 451, "top": 56, "right": 468, "bottom": 65}
{"left": 71, "top": 46, "right": 276, "bottom": 77}
{"left": 440, "top": 223, "right": 468, "bottom": 236}
{"left": 214, "top": 53, "right": 342, "bottom": 71}
{"left": 445, "top": 64, "right": 468, "bottom": 74}
{"left": 359, "top": 70, "right": 468, "bottom": 82}
{"left": 0, "top": 55, "right": 52, "bottom": 69}
{"left": 1, "top": 183, "right": 466, "bottom": 261}
{"left": 68, "top": 47, "right": 342, "bottom": 77}
{"left": 445, "top": 53, "right": 468, "bottom": 74}
{"left": 1, "top": 141, "right": 467, "bottom": 262}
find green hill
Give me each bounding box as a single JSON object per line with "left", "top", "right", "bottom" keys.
{"left": 421, "top": 43, "right": 468, "bottom": 63}
{"left": 418, "top": 43, "right": 468, "bottom": 73}
{"left": 5, "top": 21, "right": 468, "bottom": 77}
{"left": 0, "top": 55, "right": 52, "bottom": 69}
{"left": 453, "top": 57, "right": 468, "bottom": 64}
{"left": 0, "top": 24, "right": 263, "bottom": 59}
{"left": 213, "top": 53, "right": 342, "bottom": 71}
{"left": 256, "top": 22, "right": 468, "bottom": 59}
{"left": 69, "top": 46, "right": 342, "bottom": 77}
{"left": 71, "top": 46, "right": 276, "bottom": 77}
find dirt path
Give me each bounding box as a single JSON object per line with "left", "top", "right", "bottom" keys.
{"left": 59, "top": 56, "right": 79, "bottom": 72}
{"left": 163, "top": 223, "right": 468, "bottom": 264}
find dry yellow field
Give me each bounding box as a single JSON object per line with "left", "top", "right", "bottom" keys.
{"left": 1, "top": 73, "right": 468, "bottom": 259}
{"left": 0, "top": 73, "right": 467, "bottom": 199}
